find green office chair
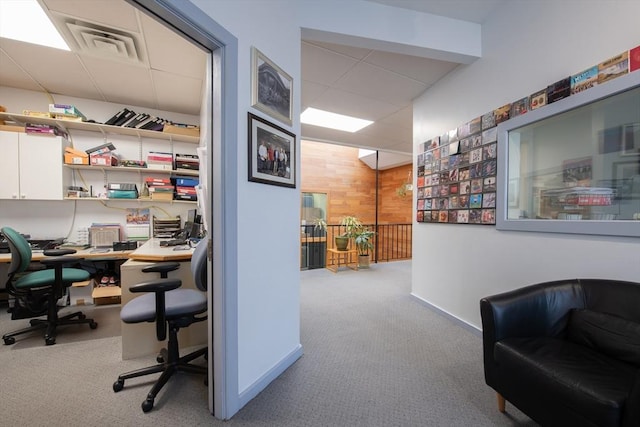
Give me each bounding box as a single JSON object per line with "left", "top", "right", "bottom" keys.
{"left": 1, "top": 227, "right": 98, "bottom": 346}
{"left": 113, "top": 238, "right": 208, "bottom": 413}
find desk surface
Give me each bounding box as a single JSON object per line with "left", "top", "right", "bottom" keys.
{"left": 128, "top": 238, "right": 194, "bottom": 261}
{"left": 0, "top": 238, "right": 193, "bottom": 263}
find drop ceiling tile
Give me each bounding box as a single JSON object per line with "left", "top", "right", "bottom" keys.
{"left": 0, "top": 50, "right": 43, "bottom": 93}
{"left": 379, "top": 105, "right": 412, "bottom": 127}
{"left": 43, "top": 0, "right": 140, "bottom": 33}
{"left": 302, "top": 42, "right": 359, "bottom": 86}
{"left": 335, "top": 62, "right": 427, "bottom": 106}
{"left": 311, "top": 88, "right": 399, "bottom": 121}
{"left": 304, "top": 40, "right": 372, "bottom": 60}
{"left": 141, "top": 13, "right": 207, "bottom": 79}
{"left": 81, "top": 56, "right": 155, "bottom": 108}
{"left": 301, "top": 80, "right": 329, "bottom": 110}
{"left": 364, "top": 50, "right": 459, "bottom": 85}
{"left": 0, "top": 39, "right": 103, "bottom": 100}
{"left": 153, "top": 70, "right": 202, "bottom": 115}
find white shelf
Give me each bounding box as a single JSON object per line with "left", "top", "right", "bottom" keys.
{"left": 64, "top": 164, "right": 199, "bottom": 176}
{"left": 64, "top": 197, "right": 196, "bottom": 204}
{"left": 0, "top": 112, "right": 199, "bottom": 144}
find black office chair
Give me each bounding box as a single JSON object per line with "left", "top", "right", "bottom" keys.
{"left": 113, "top": 239, "right": 208, "bottom": 413}
{"left": 1, "top": 227, "right": 98, "bottom": 346}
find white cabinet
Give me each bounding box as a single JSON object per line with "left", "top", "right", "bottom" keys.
{"left": 0, "top": 131, "right": 69, "bottom": 200}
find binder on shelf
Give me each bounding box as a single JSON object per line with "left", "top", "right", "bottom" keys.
{"left": 112, "top": 109, "right": 137, "bottom": 127}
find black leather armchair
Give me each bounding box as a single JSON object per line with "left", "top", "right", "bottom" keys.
{"left": 480, "top": 279, "right": 640, "bottom": 427}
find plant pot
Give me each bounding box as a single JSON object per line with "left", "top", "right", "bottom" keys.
{"left": 335, "top": 236, "right": 349, "bottom": 251}
{"left": 358, "top": 254, "right": 370, "bottom": 268}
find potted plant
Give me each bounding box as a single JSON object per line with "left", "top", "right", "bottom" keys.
{"left": 354, "top": 228, "right": 375, "bottom": 268}
{"left": 335, "top": 216, "right": 362, "bottom": 251}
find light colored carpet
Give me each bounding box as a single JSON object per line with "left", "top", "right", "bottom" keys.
{"left": 0, "top": 261, "right": 537, "bottom": 426}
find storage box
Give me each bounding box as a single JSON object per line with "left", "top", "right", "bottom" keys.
{"left": 90, "top": 152, "right": 118, "bottom": 166}
{"left": 64, "top": 147, "right": 89, "bottom": 165}
{"left": 151, "top": 191, "right": 174, "bottom": 201}
{"left": 92, "top": 286, "right": 121, "bottom": 305}
{"left": 70, "top": 280, "right": 94, "bottom": 306}
{"left": 163, "top": 123, "right": 200, "bottom": 138}
{"left": 0, "top": 124, "right": 25, "bottom": 133}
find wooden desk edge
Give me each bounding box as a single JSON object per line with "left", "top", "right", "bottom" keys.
{"left": 128, "top": 253, "right": 192, "bottom": 261}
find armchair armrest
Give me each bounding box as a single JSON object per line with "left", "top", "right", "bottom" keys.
{"left": 624, "top": 369, "right": 640, "bottom": 426}
{"left": 39, "top": 255, "right": 83, "bottom": 266}
{"left": 480, "top": 280, "right": 586, "bottom": 387}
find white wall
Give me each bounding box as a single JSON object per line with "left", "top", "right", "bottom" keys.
{"left": 190, "top": 0, "right": 303, "bottom": 399}
{"left": 0, "top": 86, "right": 198, "bottom": 242}
{"left": 412, "top": 0, "right": 640, "bottom": 329}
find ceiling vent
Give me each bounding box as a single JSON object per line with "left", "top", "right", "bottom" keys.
{"left": 65, "top": 21, "right": 145, "bottom": 65}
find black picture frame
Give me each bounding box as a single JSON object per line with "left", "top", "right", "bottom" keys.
{"left": 251, "top": 47, "right": 293, "bottom": 126}
{"left": 248, "top": 112, "right": 296, "bottom": 188}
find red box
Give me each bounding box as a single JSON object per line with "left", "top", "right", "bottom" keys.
{"left": 90, "top": 153, "right": 117, "bottom": 166}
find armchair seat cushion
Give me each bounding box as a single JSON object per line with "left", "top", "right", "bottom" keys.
{"left": 495, "top": 336, "right": 636, "bottom": 426}
{"left": 121, "top": 289, "right": 206, "bottom": 323}
{"left": 15, "top": 267, "right": 89, "bottom": 289}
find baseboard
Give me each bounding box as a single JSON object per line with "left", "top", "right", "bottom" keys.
{"left": 238, "top": 344, "right": 304, "bottom": 408}
{"left": 410, "top": 293, "right": 482, "bottom": 337}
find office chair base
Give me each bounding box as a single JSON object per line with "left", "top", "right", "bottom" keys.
{"left": 2, "top": 310, "right": 98, "bottom": 346}
{"left": 113, "top": 346, "right": 207, "bottom": 413}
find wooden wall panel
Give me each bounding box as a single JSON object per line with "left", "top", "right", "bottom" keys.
{"left": 301, "top": 140, "right": 412, "bottom": 225}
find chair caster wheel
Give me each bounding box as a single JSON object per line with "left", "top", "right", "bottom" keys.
{"left": 113, "top": 380, "right": 124, "bottom": 392}
{"left": 156, "top": 355, "right": 164, "bottom": 363}
{"left": 89, "top": 321, "right": 98, "bottom": 329}
{"left": 45, "top": 336, "right": 56, "bottom": 345}
{"left": 79, "top": 314, "right": 87, "bottom": 320}
{"left": 142, "top": 398, "right": 154, "bottom": 412}
{"left": 3, "top": 337, "right": 15, "bottom": 345}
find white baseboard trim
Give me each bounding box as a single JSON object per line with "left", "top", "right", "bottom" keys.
{"left": 238, "top": 344, "right": 304, "bottom": 408}
{"left": 410, "top": 293, "right": 481, "bottom": 337}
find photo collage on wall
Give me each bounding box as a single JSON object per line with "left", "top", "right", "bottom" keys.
{"left": 416, "top": 110, "right": 502, "bottom": 225}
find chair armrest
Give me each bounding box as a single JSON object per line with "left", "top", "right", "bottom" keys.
{"left": 39, "top": 255, "right": 83, "bottom": 266}
{"left": 44, "top": 248, "right": 76, "bottom": 256}
{"left": 129, "top": 279, "right": 182, "bottom": 294}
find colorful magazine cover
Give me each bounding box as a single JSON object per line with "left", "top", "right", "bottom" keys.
{"left": 571, "top": 66, "right": 598, "bottom": 94}
{"left": 630, "top": 45, "right": 640, "bottom": 72}
{"left": 469, "top": 116, "right": 482, "bottom": 135}
{"left": 510, "top": 96, "right": 529, "bottom": 118}
{"left": 529, "top": 89, "right": 547, "bottom": 110}
{"left": 481, "top": 111, "right": 496, "bottom": 130}
{"left": 547, "top": 77, "right": 571, "bottom": 104}
{"left": 598, "top": 51, "right": 628, "bottom": 84}
{"left": 494, "top": 104, "right": 511, "bottom": 124}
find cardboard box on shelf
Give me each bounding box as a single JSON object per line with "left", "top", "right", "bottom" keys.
{"left": 92, "top": 286, "right": 121, "bottom": 305}
{"left": 163, "top": 123, "right": 200, "bottom": 138}
{"left": 0, "top": 124, "right": 24, "bottom": 133}
{"left": 64, "top": 147, "right": 89, "bottom": 165}
{"left": 90, "top": 152, "right": 118, "bottom": 166}
{"left": 70, "top": 280, "right": 94, "bottom": 306}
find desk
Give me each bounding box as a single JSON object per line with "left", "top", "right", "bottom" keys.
{"left": 0, "top": 247, "right": 132, "bottom": 263}
{"left": 120, "top": 238, "right": 205, "bottom": 360}
{"left": 326, "top": 248, "right": 358, "bottom": 273}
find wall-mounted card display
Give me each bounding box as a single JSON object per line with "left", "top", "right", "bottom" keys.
{"left": 415, "top": 44, "right": 640, "bottom": 228}
{"left": 416, "top": 123, "right": 498, "bottom": 225}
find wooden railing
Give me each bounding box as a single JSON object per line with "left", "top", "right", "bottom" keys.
{"left": 300, "top": 223, "right": 412, "bottom": 269}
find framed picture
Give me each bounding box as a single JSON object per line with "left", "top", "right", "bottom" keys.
{"left": 248, "top": 112, "right": 296, "bottom": 188}
{"left": 251, "top": 47, "right": 293, "bottom": 126}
